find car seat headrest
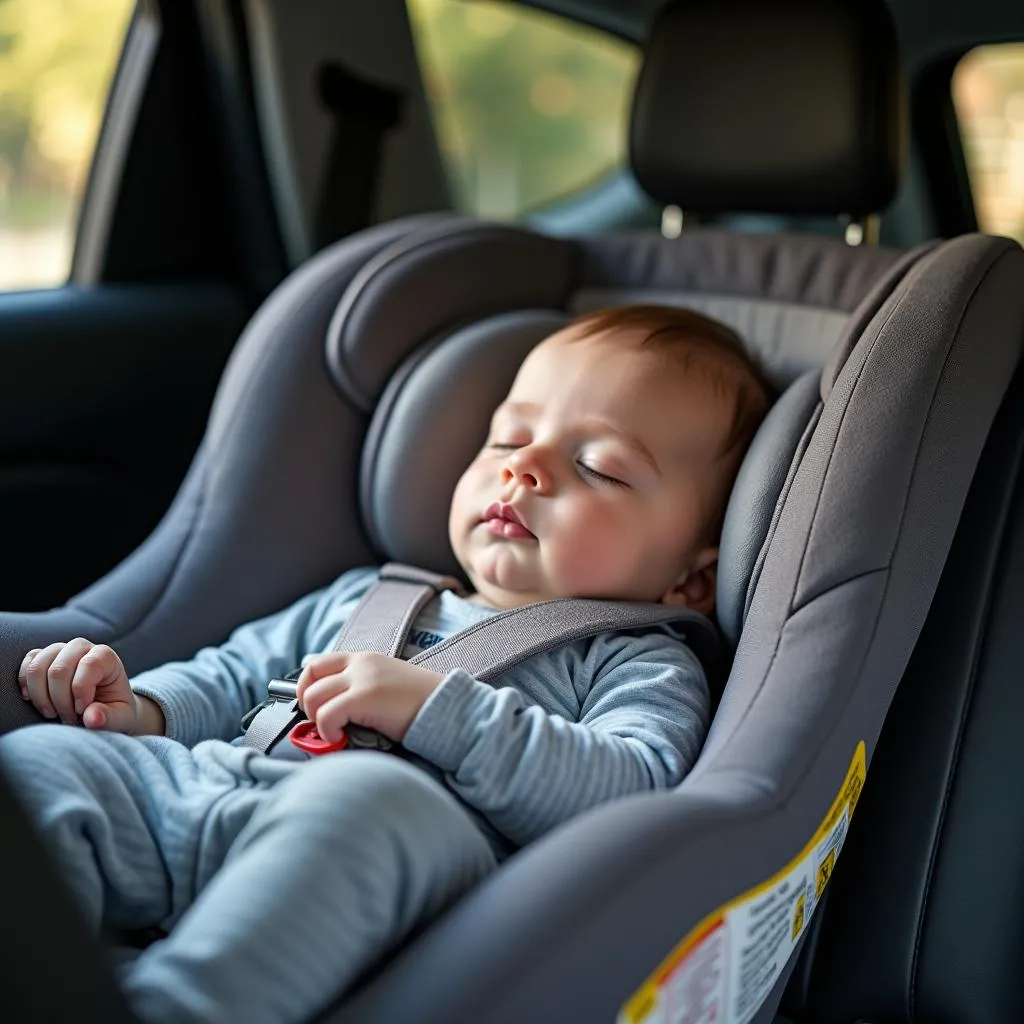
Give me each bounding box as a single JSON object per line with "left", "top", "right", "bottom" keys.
{"left": 341, "top": 223, "right": 927, "bottom": 642}
{"left": 630, "top": 0, "right": 904, "bottom": 216}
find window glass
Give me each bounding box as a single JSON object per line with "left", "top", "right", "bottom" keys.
{"left": 407, "top": 0, "right": 639, "bottom": 219}
{"left": 0, "top": 0, "right": 136, "bottom": 290}
{"left": 952, "top": 44, "right": 1024, "bottom": 244}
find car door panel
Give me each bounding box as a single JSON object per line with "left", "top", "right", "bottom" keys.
{"left": 0, "top": 284, "right": 247, "bottom": 610}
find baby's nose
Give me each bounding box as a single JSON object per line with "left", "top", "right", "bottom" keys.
{"left": 503, "top": 448, "right": 549, "bottom": 490}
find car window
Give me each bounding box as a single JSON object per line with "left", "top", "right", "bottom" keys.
{"left": 0, "top": 0, "right": 136, "bottom": 291}
{"left": 406, "top": 0, "right": 639, "bottom": 220}
{"left": 952, "top": 44, "right": 1024, "bottom": 244}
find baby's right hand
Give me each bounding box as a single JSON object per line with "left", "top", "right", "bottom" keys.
{"left": 19, "top": 639, "right": 138, "bottom": 733}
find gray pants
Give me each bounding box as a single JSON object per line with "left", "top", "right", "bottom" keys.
{"left": 0, "top": 724, "right": 498, "bottom": 1023}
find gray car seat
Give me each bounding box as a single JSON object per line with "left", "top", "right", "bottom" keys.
{"left": 1, "top": 1, "right": 1023, "bottom": 1022}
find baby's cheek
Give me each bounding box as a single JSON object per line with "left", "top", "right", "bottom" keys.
{"left": 547, "top": 514, "right": 627, "bottom": 591}
{"left": 448, "top": 472, "right": 477, "bottom": 538}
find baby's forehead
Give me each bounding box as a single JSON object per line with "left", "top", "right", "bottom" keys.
{"left": 497, "top": 338, "right": 736, "bottom": 450}
{"left": 511, "top": 330, "right": 737, "bottom": 404}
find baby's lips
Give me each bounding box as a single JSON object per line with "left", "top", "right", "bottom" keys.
{"left": 479, "top": 501, "right": 536, "bottom": 538}
{"left": 484, "top": 517, "right": 535, "bottom": 540}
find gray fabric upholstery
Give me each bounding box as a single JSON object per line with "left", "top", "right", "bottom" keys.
{"left": 630, "top": 0, "right": 904, "bottom": 216}
{"left": 326, "top": 220, "right": 574, "bottom": 411}
{"left": 571, "top": 289, "right": 847, "bottom": 385}
{"left": 789, "top": 369, "right": 1024, "bottom": 1024}
{"left": 578, "top": 229, "right": 912, "bottom": 313}
{"left": 705, "top": 236, "right": 1024, "bottom": 770}
{"left": 718, "top": 370, "right": 821, "bottom": 646}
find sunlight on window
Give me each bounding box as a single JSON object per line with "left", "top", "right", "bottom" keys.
{"left": 0, "top": 0, "right": 137, "bottom": 290}
{"left": 953, "top": 45, "right": 1024, "bottom": 244}
{"left": 407, "top": 0, "right": 638, "bottom": 219}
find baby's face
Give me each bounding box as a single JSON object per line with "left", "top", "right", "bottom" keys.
{"left": 448, "top": 330, "right": 735, "bottom": 610}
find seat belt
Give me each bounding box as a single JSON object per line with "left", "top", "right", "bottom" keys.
{"left": 241, "top": 563, "right": 720, "bottom": 755}
{"left": 313, "top": 62, "right": 406, "bottom": 250}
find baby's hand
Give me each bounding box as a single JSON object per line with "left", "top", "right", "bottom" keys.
{"left": 19, "top": 639, "right": 140, "bottom": 733}
{"left": 295, "top": 652, "right": 444, "bottom": 745}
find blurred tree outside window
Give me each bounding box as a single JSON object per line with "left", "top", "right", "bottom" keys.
{"left": 953, "top": 44, "right": 1024, "bottom": 244}
{"left": 406, "top": 0, "right": 639, "bottom": 220}
{"left": 0, "top": 0, "right": 136, "bottom": 291}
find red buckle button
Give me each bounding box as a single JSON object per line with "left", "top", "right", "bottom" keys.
{"left": 289, "top": 720, "right": 349, "bottom": 755}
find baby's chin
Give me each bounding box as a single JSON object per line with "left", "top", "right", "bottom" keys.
{"left": 466, "top": 544, "right": 549, "bottom": 609}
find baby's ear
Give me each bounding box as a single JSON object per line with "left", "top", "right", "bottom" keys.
{"left": 661, "top": 548, "right": 718, "bottom": 616}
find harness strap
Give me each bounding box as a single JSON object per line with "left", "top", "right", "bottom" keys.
{"left": 241, "top": 564, "right": 462, "bottom": 754}
{"left": 332, "top": 563, "right": 466, "bottom": 657}
{"left": 410, "top": 597, "right": 718, "bottom": 681}
{"left": 241, "top": 564, "right": 719, "bottom": 755}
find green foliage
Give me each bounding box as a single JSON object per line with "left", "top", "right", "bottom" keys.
{"left": 408, "top": 0, "right": 638, "bottom": 216}
{"left": 0, "top": 0, "right": 134, "bottom": 226}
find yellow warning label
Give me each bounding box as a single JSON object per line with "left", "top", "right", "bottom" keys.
{"left": 618, "top": 741, "right": 866, "bottom": 1024}
{"left": 815, "top": 848, "right": 836, "bottom": 898}
{"left": 791, "top": 893, "right": 805, "bottom": 941}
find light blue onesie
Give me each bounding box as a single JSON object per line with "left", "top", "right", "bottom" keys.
{"left": 0, "top": 567, "right": 709, "bottom": 1024}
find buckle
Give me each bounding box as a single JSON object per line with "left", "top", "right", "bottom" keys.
{"left": 289, "top": 720, "right": 348, "bottom": 755}
{"left": 240, "top": 678, "right": 395, "bottom": 755}
{"left": 240, "top": 679, "right": 300, "bottom": 733}
{"left": 267, "top": 678, "right": 298, "bottom": 701}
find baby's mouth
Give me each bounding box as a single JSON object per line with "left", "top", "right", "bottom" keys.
{"left": 481, "top": 502, "right": 536, "bottom": 540}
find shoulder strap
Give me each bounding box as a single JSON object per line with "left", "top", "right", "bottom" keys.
{"left": 409, "top": 597, "right": 719, "bottom": 680}
{"left": 331, "top": 563, "right": 466, "bottom": 656}
{"left": 340, "top": 563, "right": 718, "bottom": 674}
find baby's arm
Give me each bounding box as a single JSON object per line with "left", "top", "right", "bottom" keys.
{"left": 401, "top": 631, "right": 710, "bottom": 847}
{"left": 122, "top": 568, "right": 379, "bottom": 746}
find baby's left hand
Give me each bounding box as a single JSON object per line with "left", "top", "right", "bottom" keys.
{"left": 295, "top": 652, "right": 444, "bottom": 745}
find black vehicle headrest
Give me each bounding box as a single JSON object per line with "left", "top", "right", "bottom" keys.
{"left": 630, "top": 0, "right": 904, "bottom": 217}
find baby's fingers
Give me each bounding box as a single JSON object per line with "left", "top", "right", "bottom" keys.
{"left": 314, "top": 691, "right": 355, "bottom": 744}
{"left": 70, "top": 647, "right": 112, "bottom": 716}
{"left": 21, "top": 643, "right": 64, "bottom": 720}
{"left": 296, "top": 652, "right": 350, "bottom": 703}
{"left": 46, "top": 638, "right": 93, "bottom": 724}
{"left": 298, "top": 673, "right": 350, "bottom": 720}
{"left": 17, "top": 649, "right": 41, "bottom": 697}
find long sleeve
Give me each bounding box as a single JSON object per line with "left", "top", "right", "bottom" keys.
{"left": 402, "top": 629, "right": 709, "bottom": 846}
{"left": 130, "top": 568, "right": 378, "bottom": 747}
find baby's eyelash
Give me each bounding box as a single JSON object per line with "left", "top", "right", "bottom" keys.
{"left": 487, "top": 445, "right": 626, "bottom": 488}
{"left": 577, "top": 462, "right": 627, "bottom": 487}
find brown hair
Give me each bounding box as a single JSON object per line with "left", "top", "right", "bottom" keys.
{"left": 563, "top": 304, "right": 777, "bottom": 456}
{"left": 562, "top": 304, "right": 778, "bottom": 536}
